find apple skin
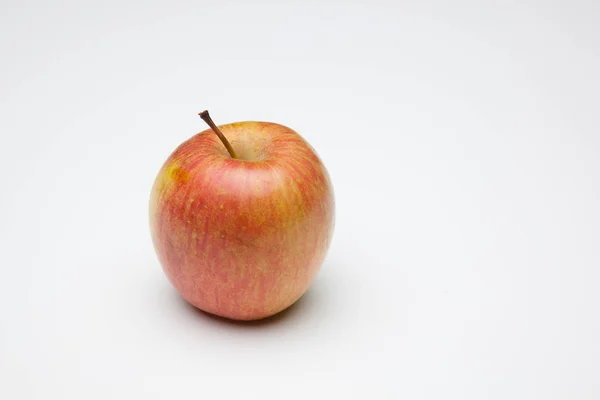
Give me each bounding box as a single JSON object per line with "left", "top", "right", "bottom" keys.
{"left": 149, "top": 121, "right": 335, "bottom": 320}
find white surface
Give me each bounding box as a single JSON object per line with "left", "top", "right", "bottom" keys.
{"left": 1, "top": 0, "right": 599, "bottom": 398}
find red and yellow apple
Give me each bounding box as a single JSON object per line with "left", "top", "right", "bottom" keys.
{"left": 149, "top": 111, "right": 335, "bottom": 320}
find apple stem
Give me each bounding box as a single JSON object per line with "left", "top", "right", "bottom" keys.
{"left": 198, "top": 110, "right": 238, "bottom": 159}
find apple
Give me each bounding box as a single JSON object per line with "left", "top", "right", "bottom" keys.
{"left": 149, "top": 111, "right": 335, "bottom": 320}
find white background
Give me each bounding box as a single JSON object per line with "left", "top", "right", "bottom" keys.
{"left": 1, "top": 0, "right": 599, "bottom": 398}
